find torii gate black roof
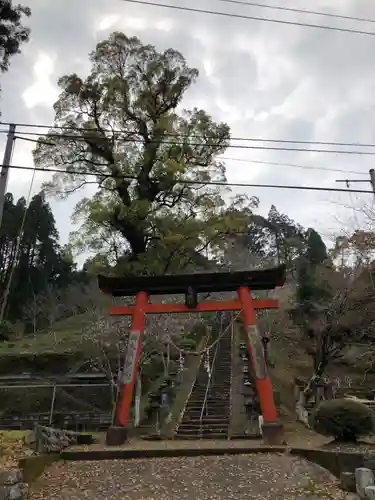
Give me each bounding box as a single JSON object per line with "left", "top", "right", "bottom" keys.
{"left": 97, "top": 264, "right": 286, "bottom": 297}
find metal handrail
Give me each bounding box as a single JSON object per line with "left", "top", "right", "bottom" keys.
{"left": 199, "top": 313, "right": 224, "bottom": 437}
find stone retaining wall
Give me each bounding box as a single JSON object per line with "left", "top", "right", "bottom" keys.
{"left": 341, "top": 467, "right": 375, "bottom": 498}
{"left": 292, "top": 448, "right": 375, "bottom": 498}
{"left": 25, "top": 425, "right": 93, "bottom": 453}
{"left": 0, "top": 470, "right": 27, "bottom": 500}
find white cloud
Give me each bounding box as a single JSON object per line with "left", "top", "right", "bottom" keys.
{"left": 1, "top": 0, "right": 374, "bottom": 249}
{"left": 155, "top": 18, "right": 173, "bottom": 32}
{"left": 96, "top": 14, "right": 120, "bottom": 32}
{"left": 22, "top": 53, "right": 58, "bottom": 109}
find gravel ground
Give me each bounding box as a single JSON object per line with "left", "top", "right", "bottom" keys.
{"left": 29, "top": 453, "right": 354, "bottom": 500}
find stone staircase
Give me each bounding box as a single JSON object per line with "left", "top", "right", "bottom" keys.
{"left": 176, "top": 313, "right": 232, "bottom": 440}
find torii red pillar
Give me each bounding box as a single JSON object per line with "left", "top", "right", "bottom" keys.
{"left": 114, "top": 291, "right": 148, "bottom": 428}
{"left": 98, "top": 265, "right": 286, "bottom": 446}
{"left": 238, "top": 287, "right": 282, "bottom": 442}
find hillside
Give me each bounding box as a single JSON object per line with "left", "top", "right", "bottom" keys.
{"left": 2, "top": 293, "right": 375, "bottom": 424}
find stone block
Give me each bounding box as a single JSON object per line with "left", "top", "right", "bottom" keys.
{"left": 0, "top": 483, "right": 28, "bottom": 500}
{"left": 8, "top": 483, "right": 28, "bottom": 500}
{"left": 355, "top": 468, "right": 374, "bottom": 498}
{"left": 0, "top": 471, "right": 22, "bottom": 486}
{"left": 340, "top": 471, "right": 356, "bottom": 492}
{"left": 261, "top": 421, "right": 285, "bottom": 445}
{"left": 105, "top": 426, "right": 128, "bottom": 446}
{"left": 365, "top": 485, "right": 375, "bottom": 499}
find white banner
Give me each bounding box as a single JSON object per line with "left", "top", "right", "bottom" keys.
{"left": 247, "top": 325, "right": 267, "bottom": 380}
{"left": 122, "top": 330, "right": 140, "bottom": 384}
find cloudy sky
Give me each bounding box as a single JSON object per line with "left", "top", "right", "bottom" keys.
{"left": 2, "top": 0, "right": 375, "bottom": 260}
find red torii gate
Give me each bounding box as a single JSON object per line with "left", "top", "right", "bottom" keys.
{"left": 98, "top": 264, "right": 286, "bottom": 445}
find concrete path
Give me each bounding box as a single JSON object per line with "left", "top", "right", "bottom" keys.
{"left": 29, "top": 453, "right": 352, "bottom": 499}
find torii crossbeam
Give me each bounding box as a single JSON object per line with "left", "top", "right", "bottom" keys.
{"left": 98, "top": 264, "right": 286, "bottom": 445}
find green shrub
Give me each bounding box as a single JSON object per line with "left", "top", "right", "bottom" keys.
{"left": 0, "top": 321, "right": 16, "bottom": 341}
{"left": 178, "top": 339, "right": 196, "bottom": 350}
{"left": 311, "top": 398, "right": 374, "bottom": 442}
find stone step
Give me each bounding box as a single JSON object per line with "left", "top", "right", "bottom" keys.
{"left": 176, "top": 433, "right": 228, "bottom": 439}
{"left": 186, "top": 397, "right": 230, "bottom": 403}
{"left": 183, "top": 408, "right": 229, "bottom": 414}
{"left": 185, "top": 401, "right": 230, "bottom": 406}
{"left": 187, "top": 404, "right": 229, "bottom": 409}
{"left": 194, "top": 382, "right": 230, "bottom": 387}
{"left": 184, "top": 411, "right": 229, "bottom": 416}
{"left": 192, "top": 386, "right": 230, "bottom": 390}
{"left": 192, "top": 389, "right": 230, "bottom": 394}
{"left": 194, "top": 379, "right": 230, "bottom": 383}
{"left": 189, "top": 396, "right": 230, "bottom": 400}
{"left": 188, "top": 401, "right": 230, "bottom": 406}
{"left": 189, "top": 394, "right": 230, "bottom": 399}
{"left": 192, "top": 386, "right": 230, "bottom": 391}
{"left": 186, "top": 396, "right": 230, "bottom": 408}
{"left": 183, "top": 414, "right": 229, "bottom": 420}
{"left": 178, "top": 423, "right": 229, "bottom": 431}
{"left": 195, "top": 388, "right": 230, "bottom": 392}
{"left": 189, "top": 395, "right": 230, "bottom": 400}
{"left": 183, "top": 411, "right": 229, "bottom": 416}
{"left": 177, "top": 426, "right": 228, "bottom": 433}
{"left": 191, "top": 388, "right": 230, "bottom": 392}
{"left": 177, "top": 429, "right": 228, "bottom": 436}
{"left": 179, "top": 419, "right": 229, "bottom": 425}
{"left": 179, "top": 421, "right": 229, "bottom": 428}
{"left": 182, "top": 417, "right": 230, "bottom": 424}
{"left": 184, "top": 403, "right": 228, "bottom": 408}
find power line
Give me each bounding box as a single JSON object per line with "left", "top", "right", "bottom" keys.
{"left": 13, "top": 134, "right": 371, "bottom": 175}
{"left": 214, "top": 0, "right": 375, "bottom": 25}
{"left": 221, "top": 157, "right": 368, "bottom": 176}
{"left": 118, "top": 0, "right": 375, "bottom": 37}
{"left": 13, "top": 132, "right": 375, "bottom": 155}
{"left": 4, "top": 121, "right": 375, "bottom": 149}
{"left": 7, "top": 163, "right": 374, "bottom": 194}
{"left": 15, "top": 135, "right": 369, "bottom": 176}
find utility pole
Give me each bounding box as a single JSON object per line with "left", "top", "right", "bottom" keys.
{"left": 0, "top": 123, "right": 16, "bottom": 229}
{"left": 370, "top": 169, "right": 375, "bottom": 195}
{"left": 0, "top": 124, "right": 16, "bottom": 323}
{"left": 336, "top": 169, "right": 375, "bottom": 197}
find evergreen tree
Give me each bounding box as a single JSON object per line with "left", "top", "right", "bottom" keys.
{"left": 0, "top": 191, "right": 77, "bottom": 328}
{"left": 267, "top": 205, "right": 305, "bottom": 271}
{"left": 0, "top": 1, "right": 31, "bottom": 106}
{"left": 295, "top": 228, "right": 329, "bottom": 315}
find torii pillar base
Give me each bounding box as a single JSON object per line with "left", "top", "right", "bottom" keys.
{"left": 106, "top": 425, "right": 129, "bottom": 446}
{"left": 262, "top": 421, "right": 285, "bottom": 446}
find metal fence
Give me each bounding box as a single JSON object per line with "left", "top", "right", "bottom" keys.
{"left": 0, "top": 374, "right": 113, "bottom": 431}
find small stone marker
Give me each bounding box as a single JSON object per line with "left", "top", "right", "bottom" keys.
{"left": 355, "top": 468, "right": 374, "bottom": 498}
